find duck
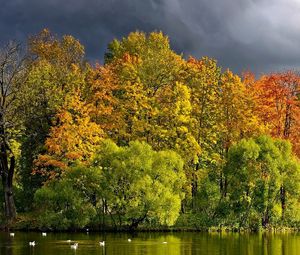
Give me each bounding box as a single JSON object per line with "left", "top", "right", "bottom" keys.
{"left": 29, "top": 241, "right": 36, "bottom": 246}
{"left": 99, "top": 241, "right": 105, "bottom": 246}
{"left": 42, "top": 232, "right": 47, "bottom": 237}
{"left": 9, "top": 233, "right": 15, "bottom": 237}
{"left": 162, "top": 241, "right": 167, "bottom": 244}
{"left": 128, "top": 238, "right": 132, "bottom": 242}
{"left": 71, "top": 243, "right": 78, "bottom": 249}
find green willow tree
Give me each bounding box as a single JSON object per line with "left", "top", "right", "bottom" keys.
{"left": 225, "top": 136, "right": 300, "bottom": 228}
{"left": 94, "top": 140, "right": 186, "bottom": 230}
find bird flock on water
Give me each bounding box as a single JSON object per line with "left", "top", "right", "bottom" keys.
{"left": 8, "top": 232, "right": 168, "bottom": 250}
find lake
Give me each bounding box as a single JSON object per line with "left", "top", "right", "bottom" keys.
{"left": 0, "top": 231, "right": 299, "bottom": 255}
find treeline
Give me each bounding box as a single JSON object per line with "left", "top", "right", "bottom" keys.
{"left": 1, "top": 29, "right": 300, "bottom": 231}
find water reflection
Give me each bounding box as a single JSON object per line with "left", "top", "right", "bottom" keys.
{"left": 0, "top": 231, "right": 300, "bottom": 255}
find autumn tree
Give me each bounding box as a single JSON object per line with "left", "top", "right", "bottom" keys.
{"left": 18, "top": 29, "right": 88, "bottom": 208}
{"left": 184, "top": 57, "right": 221, "bottom": 205}
{"left": 86, "top": 63, "right": 123, "bottom": 137}
{"left": 252, "top": 71, "right": 300, "bottom": 155}
{"left": 102, "top": 31, "right": 200, "bottom": 160}
{"left": 35, "top": 91, "right": 103, "bottom": 179}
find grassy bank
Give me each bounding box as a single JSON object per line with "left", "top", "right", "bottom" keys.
{"left": 1, "top": 213, "right": 300, "bottom": 234}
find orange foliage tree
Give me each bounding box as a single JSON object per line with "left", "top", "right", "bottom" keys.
{"left": 252, "top": 71, "right": 300, "bottom": 155}
{"left": 35, "top": 91, "right": 103, "bottom": 179}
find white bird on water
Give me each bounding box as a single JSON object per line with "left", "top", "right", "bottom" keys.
{"left": 71, "top": 243, "right": 78, "bottom": 249}
{"left": 99, "top": 241, "right": 105, "bottom": 246}
{"left": 9, "top": 233, "right": 15, "bottom": 237}
{"left": 128, "top": 238, "right": 132, "bottom": 242}
{"left": 162, "top": 241, "right": 167, "bottom": 244}
{"left": 42, "top": 232, "right": 47, "bottom": 236}
{"left": 29, "top": 241, "right": 36, "bottom": 246}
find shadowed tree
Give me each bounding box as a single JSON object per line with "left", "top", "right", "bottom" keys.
{"left": 0, "top": 41, "right": 27, "bottom": 220}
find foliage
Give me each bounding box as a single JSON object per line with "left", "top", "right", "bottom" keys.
{"left": 35, "top": 91, "right": 103, "bottom": 178}
{"left": 94, "top": 140, "right": 186, "bottom": 229}
{"left": 34, "top": 180, "right": 96, "bottom": 230}
{"left": 252, "top": 71, "right": 300, "bottom": 155}
{"left": 225, "top": 135, "right": 300, "bottom": 228}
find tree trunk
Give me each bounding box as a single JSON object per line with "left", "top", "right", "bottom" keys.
{"left": 129, "top": 212, "right": 148, "bottom": 231}
{"left": 280, "top": 185, "right": 286, "bottom": 221}
{"left": 0, "top": 117, "right": 16, "bottom": 220}
{"left": 191, "top": 172, "right": 198, "bottom": 209}
{"left": 262, "top": 209, "right": 269, "bottom": 228}
{"left": 1, "top": 154, "right": 16, "bottom": 220}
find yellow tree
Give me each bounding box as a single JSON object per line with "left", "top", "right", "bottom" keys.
{"left": 108, "top": 32, "right": 200, "bottom": 159}
{"left": 184, "top": 56, "right": 222, "bottom": 204}
{"left": 153, "top": 81, "right": 200, "bottom": 162}
{"left": 100, "top": 31, "right": 197, "bottom": 155}
{"left": 28, "top": 28, "right": 84, "bottom": 67}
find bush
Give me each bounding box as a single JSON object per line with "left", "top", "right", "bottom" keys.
{"left": 34, "top": 178, "right": 96, "bottom": 230}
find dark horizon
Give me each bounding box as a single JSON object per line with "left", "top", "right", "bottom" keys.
{"left": 1, "top": 0, "right": 300, "bottom": 75}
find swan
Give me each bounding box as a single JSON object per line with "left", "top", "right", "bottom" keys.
{"left": 71, "top": 243, "right": 78, "bottom": 249}
{"left": 29, "top": 241, "right": 36, "bottom": 246}
{"left": 9, "top": 233, "right": 15, "bottom": 237}
{"left": 128, "top": 238, "right": 132, "bottom": 242}
{"left": 162, "top": 241, "right": 167, "bottom": 244}
{"left": 42, "top": 232, "right": 47, "bottom": 236}
{"left": 99, "top": 241, "right": 105, "bottom": 246}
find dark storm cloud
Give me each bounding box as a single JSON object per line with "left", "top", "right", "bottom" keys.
{"left": 1, "top": 0, "right": 300, "bottom": 74}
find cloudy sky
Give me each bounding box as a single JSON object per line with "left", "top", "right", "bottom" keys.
{"left": 1, "top": 0, "right": 300, "bottom": 74}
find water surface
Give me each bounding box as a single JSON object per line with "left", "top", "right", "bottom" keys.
{"left": 0, "top": 231, "right": 299, "bottom": 255}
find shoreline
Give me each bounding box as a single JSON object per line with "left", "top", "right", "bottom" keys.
{"left": 1, "top": 225, "right": 299, "bottom": 234}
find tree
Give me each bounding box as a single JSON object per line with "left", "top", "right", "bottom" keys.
{"left": 225, "top": 135, "right": 300, "bottom": 228}
{"left": 86, "top": 64, "right": 121, "bottom": 134}
{"left": 99, "top": 32, "right": 200, "bottom": 203}
{"left": 252, "top": 71, "right": 300, "bottom": 155}
{"left": 216, "top": 70, "right": 264, "bottom": 197}
{"left": 18, "top": 29, "right": 88, "bottom": 209}
{"left": 184, "top": 57, "right": 221, "bottom": 206}
{"left": 35, "top": 91, "right": 103, "bottom": 179}
{"left": 94, "top": 140, "right": 186, "bottom": 230}
{"left": 28, "top": 28, "right": 85, "bottom": 67}
{"left": 102, "top": 31, "right": 188, "bottom": 149}
{"left": 0, "top": 42, "right": 27, "bottom": 220}
{"left": 34, "top": 171, "right": 97, "bottom": 230}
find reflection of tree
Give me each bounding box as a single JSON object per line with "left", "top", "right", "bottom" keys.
{"left": 1, "top": 234, "right": 13, "bottom": 255}
{"left": 2, "top": 232, "right": 300, "bottom": 255}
